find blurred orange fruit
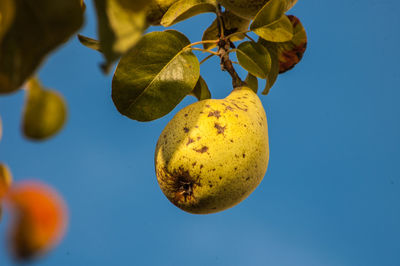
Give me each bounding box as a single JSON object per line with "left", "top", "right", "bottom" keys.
{"left": 6, "top": 181, "right": 68, "bottom": 260}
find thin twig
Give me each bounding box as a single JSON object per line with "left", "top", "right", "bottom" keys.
{"left": 200, "top": 54, "right": 216, "bottom": 65}
{"left": 191, "top": 47, "right": 219, "bottom": 56}
{"left": 183, "top": 40, "right": 219, "bottom": 51}
{"left": 216, "top": 4, "right": 225, "bottom": 38}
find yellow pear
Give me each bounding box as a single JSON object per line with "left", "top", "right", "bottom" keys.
{"left": 155, "top": 87, "right": 269, "bottom": 214}
{"left": 22, "top": 78, "right": 67, "bottom": 141}
{"left": 218, "top": 0, "right": 298, "bottom": 20}
{"left": 146, "top": 0, "right": 179, "bottom": 25}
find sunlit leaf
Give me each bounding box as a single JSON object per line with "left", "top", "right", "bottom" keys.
{"left": 191, "top": 76, "right": 211, "bottom": 101}
{"left": 259, "top": 39, "right": 279, "bottom": 95}
{"left": 0, "top": 163, "right": 12, "bottom": 199}
{"left": 77, "top": 34, "right": 102, "bottom": 52}
{"left": 0, "top": 0, "right": 15, "bottom": 43}
{"left": 276, "top": 15, "right": 307, "bottom": 73}
{"left": 94, "top": 0, "right": 147, "bottom": 71}
{"left": 6, "top": 180, "right": 68, "bottom": 261}
{"left": 202, "top": 10, "right": 250, "bottom": 50}
{"left": 0, "top": 0, "right": 84, "bottom": 94}
{"left": 236, "top": 41, "right": 271, "bottom": 79}
{"left": 22, "top": 78, "right": 67, "bottom": 141}
{"left": 112, "top": 30, "right": 200, "bottom": 121}
{"left": 245, "top": 73, "right": 258, "bottom": 93}
{"left": 250, "top": 0, "right": 293, "bottom": 42}
{"left": 161, "top": 0, "right": 217, "bottom": 27}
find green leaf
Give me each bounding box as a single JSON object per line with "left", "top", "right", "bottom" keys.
{"left": 191, "top": 76, "right": 211, "bottom": 101}
{"left": 146, "top": 0, "right": 177, "bottom": 26}
{"left": 94, "top": 0, "right": 147, "bottom": 72}
{"left": 77, "top": 34, "right": 102, "bottom": 52}
{"left": 236, "top": 41, "right": 271, "bottom": 79}
{"left": 22, "top": 78, "right": 67, "bottom": 141}
{"left": 202, "top": 10, "right": 250, "bottom": 50}
{"left": 250, "top": 0, "right": 293, "bottom": 42}
{"left": 112, "top": 30, "right": 200, "bottom": 122}
{"left": 276, "top": 15, "right": 307, "bottom": 73}
{"left": 245, "top": 73, "right": 258, "bottom": 93}
{"left": 0, "top": 0, "right": 15, "bottom": 43}
{"left": 161, "top": 0, "right": 217, "bottom": 27}
{"left": 0, "top": 0, "right": 84, "bottom": 94}
{"left": 259, "top": 40, "right": 279, "bottom": 95}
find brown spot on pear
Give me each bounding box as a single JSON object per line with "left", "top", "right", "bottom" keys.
{"left": 154, "top": 87, "right": 269, "bottom": 214}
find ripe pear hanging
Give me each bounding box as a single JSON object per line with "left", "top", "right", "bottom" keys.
{"left": 155, "top": 87, "right": 269, "bottom": 214}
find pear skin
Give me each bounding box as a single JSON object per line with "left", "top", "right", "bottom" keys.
{"left": 155, "top": 87, "right": 269, "bottom": 214}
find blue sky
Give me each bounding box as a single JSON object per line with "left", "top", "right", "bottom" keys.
{"left": 1, "top": 0, "right": 400, "bottom": 265}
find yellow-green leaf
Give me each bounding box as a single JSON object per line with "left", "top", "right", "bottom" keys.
{"left": 259, "top": 39, "right": 279, "bottom": 95}
{"left": 0, "top": 0, "right": 15, "bottom": 43}
{"left": 250, "top": 0, "right": 293, "bottom": 42}
{"left": 22, "top": 78, "right": 67, "bottom": 141}
{"left": 277, "top": 15, "right": 307, "bottom": 73}
{"left": 77, "top": 34, "right": 102, "bottom": 52}
{"left": 217, "top": 0, "right": 298, "bottom": 20}
{"left": 202, "top": 10, "right": 250, "bottom": 50}
{"left": 0, "top": 0, "right": 84, "bottom": 94}
{"left": 146, "top": 0, "right": 177, "bottom": 26}
{"left": 191, "top": 76, "right": 211, "bottom": 101}
{"left": 245, "top": 73, "right": 258, "bottom": 93}
{"left": 236, "top": 41, "right": 271, "bottom": 79}
{"left": 94, "top": 0, "right": 147, "bottom": 72}
{"left": 112, "top": 30, "right": 200, "bottom": 122}
{"left": 161, "top": 0, "right": 217, "bottom": 27}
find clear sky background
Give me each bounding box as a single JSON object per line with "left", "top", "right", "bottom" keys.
{"left": 1, "top": 0, "right": 400, "bottom": 265}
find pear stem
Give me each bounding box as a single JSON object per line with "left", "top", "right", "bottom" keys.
{"left": 215, "top": 4, "right": 245, "bottom": 89}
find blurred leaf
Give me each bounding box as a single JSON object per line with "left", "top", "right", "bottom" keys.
{"left": 259, "top": 39, "right": 279, "bottom": 95}
{"left": 286, "top": 0, "right": 298, "bottom": 11}
{"left": 22, "top": 78, "right": 67, "bottom": 141}
{"left": 0, "top": 163, "right": 12, "bottom": 199}
{"left": 276, "top": 15, "right": 307, "bottom": 73}
{"left": 161, "top": 0, "right": 217, "bottom": 27}
{"left": 112, "top": 30, "right": 200, "bottom": 121}
{"left": 0, "top": 0, "right": 15, "bottom": 43}
{"left": 245, "top": 73, "right": 258, "bottom": 93}
{"left": 116, "top": 0, "right": 150, "bottom": 12}
{"left": 7, "top": 180, "right": 68, "bottom": 261}
{"left": 94, "top": 0, "right": 147, "bottom": 72}
{"left": 77, "top": 34, "right": 102, "bottom": 52}
{"left": 0, "top": 0, "right": 84, "bottom": 94}
{"left": 191, "top": 76, "right": 211, "bottom": 101}
{"left": 250, "top": 0, "right": 293, "bottom": 42}
{"left": 146, "top": 0, "right": 177, "bottom": 26}
{"left": 202, "top": 10, "right": 250, "bottom": 50}
{"left": 236, "top": 41, "right": 271, "bottom": 79}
